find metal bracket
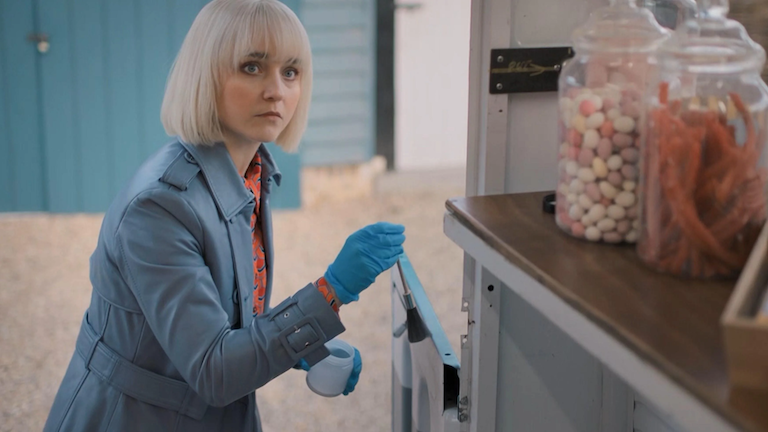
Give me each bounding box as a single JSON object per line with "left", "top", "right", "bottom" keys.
{"left": 489, "top": 47, "right": 574, "bottom": 94}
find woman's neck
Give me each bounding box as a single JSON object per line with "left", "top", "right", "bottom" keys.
{"left": 222, "top": 131, "right": 261, "bottom": 177}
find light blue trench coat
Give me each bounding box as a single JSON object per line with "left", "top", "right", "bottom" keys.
{"left": 43, "top": 140, "right": 345, "bottom": 432}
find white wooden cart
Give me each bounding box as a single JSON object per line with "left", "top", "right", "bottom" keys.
{"left": 391, "top": 1, "right": 768, "bottom": 431}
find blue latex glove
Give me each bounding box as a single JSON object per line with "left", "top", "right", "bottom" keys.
{"left": 325, "top": 222, "right": 405, "bottom": 304}
{"left": 343, "top": 348, "right": 363, "bottom": 396}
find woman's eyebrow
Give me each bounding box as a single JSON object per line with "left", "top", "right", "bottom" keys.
{"left": 246, "top": 51, "right": 267, "bottom": 59}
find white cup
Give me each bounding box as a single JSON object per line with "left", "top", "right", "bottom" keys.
{"left": 306, "top": 338, "right": 355, "bottom": 397}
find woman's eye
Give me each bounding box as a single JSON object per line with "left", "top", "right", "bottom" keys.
{"left": 244, "top": 63, "right": 260, "bottom": 74}
{"left": 284, "top": 69, "right": 298, "bottom": 79}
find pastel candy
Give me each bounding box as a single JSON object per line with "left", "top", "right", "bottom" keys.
{"left": 625, "top": 230, "right": 639, "bottom": 243}
{"left": 558, "top": 210, "right": 574, "bottom": 227}
{"left": 580, "top": 214, "right": 594, "bottom": 227}
{"left": 620, "top": 148, "right": 639, "bottom": 163}
{"left": 567, "top": 129, "right": 583, "bottom": 146}
{"left": 585, "top": 182, "right": 602, "bottom": 202}
{"left": 614, "top": 116, "right": 636, "bottom": 133}
{"left": 568, "top": 146, "right": 579, "bottom": 160}
{"left": 597, "top": 138, "right": 613, "bottom": 159}
{"left": 592, "top": 157, "right": 608, "bottom": 178}
{"left": 612, "top": 133, "right": 633, "bottom": 148}
{"left": 567, "top": 193, "right": 578, "bottom": 204}
{"left": 603, "top": 231, "right": 623, "bottom": 243}
{"left": 616, "top": 191, "right": 636, "bottom": 208}
{"left": 579, "top": 99, "right": 598, "bottom": 117}
{"left": 566, "top": 161, "right": 579, "bottom": 176}
{"left": 599, "top": 181, "right": 619, "bottom": 199}
{"left": 623, "top": 180, "right": 636, "bottom": 191}
{"left": 588, "top": 204, "right": 607, "bottom": 221}
{"left": 569, "top": 204, "right": 585, "bottom": 220}
{"left": 606, "top": 108, "right": 622, "bottom": 120}
{"left": 586, "top": 112, "right": 606, "bottom": 130}
{"left": 616, "top": 220, "right": 631, "bottom": 234}
{"left": 607, "top": 205, "right": 626, "bottom": 220}
{"left": 626, "top": 205, "right": 638, "bottom": 219}
{"left": 621, "top": 164, "right": 638, "bottom": 180}
{"left": 583, "top": 129, "right": 600, "bottom": 149}
{"left": 607, "top": 171, "right": 623, "bottom": 187}
{"left": 599, "top": 121, "right": 614, "bottom": 138}
{"left": 585, "top": 226, "right": 602, "bottom": 242}
{"left": 578, "top": 167, "right": 596, "bottom": 183}
{"left": 597, "top": 218, "right": 617, "bottom": 232}
{"left": 569, "top": 178, "right": 585, "bottom": 194}
{"left": 572, "top": 115, "right": 587, "bottom": 134}
{"left": 578, "top": 194, "right": 594, "bottom": 210}
{"left": 571, "top": 222, "right": 586, "bottom": 238}
{"left": 578, "top": 148, "right": 595, "bottom": 167}
{"left": 607, "top": 155, "right": 623, "bottom": 171}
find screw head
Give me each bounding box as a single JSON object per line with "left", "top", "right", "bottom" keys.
{"left": 495, "top": 83, "right": 503, "bottom": 91}
{"left": 497, "top": 55, "right": 504, "bottom": 63}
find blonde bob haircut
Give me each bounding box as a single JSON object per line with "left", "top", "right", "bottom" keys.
{"left": 161, "top": 0, "right": 312, "bottom": 152}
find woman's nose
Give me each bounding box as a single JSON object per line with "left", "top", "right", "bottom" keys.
{"left": 263, "top": 73, "right": 285, "bottom": 101}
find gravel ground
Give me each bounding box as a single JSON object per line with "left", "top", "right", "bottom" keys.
{"left": 0, "top": 180, "right": 466, "bottom": 432}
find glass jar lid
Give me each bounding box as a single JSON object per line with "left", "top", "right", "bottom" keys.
{"left": 572, "top": 0, "right": 671, "bottom": 53}
{"left": 658, "top": 0, "right": 765, "bottom": 74}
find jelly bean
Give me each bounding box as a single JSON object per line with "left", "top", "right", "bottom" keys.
{"left": 597, "top": 138, "right": 613, "bottom": 159}
{"left": 585, "top": 182, "right": 602, "bottom": 202}
{"left": 616, "top": 220, "right": 631, "bottom": 234}
{"left": 585, "top": 226, "right": 602, "bottom": 242}
{"left": 599, "top": 121, "right": 614, "bottom": 138}
{"left": 607, "top": 205, "right": 626, "bottom": 220}
{"left": 586, "top": 112, "right": 606, "bottom": 130}
{"left": 612, "top": 133, "right": 633, "bottom": 148}
{"left": 599, "top": 181, "right": 619, "bottom": 199}
{"left": 621, "top": 164, "right": 638, "bottom": 180}
{"left": 616, "top": 191, "right": 636, "bottom": 208}
{"left": 606, "top": 108, "right": 622, "bottom": 121}
{"left": 620, "top": 148, "right": 639, "bottom": 163}
{"left": 578, "top": 167, "right": 596, "bottom": 183}
{"left": 592, "top": 158, "right": 609, "bottom": 178}
{"left": 567, "top": 193, "right": 578, "bottom": 204}
{"left": 613, "top": 116, "right": 636, "bottom": 134}
{"left": 626, "top": 205, "right": 638, "bottom": 219}
{"left": 572, "top": 115, "right": 587, "bottom": 134}
{"left": 565, "top": 161, "right": 579, "bottom": 176}
{"left": 625, "top": 230, "right": 639, "bottom": 243}
{"left": 569, "top": 179, "right": 585, "bottom": 194}
{"left": 607, "top": 155, "right": 623, "bottom": 171}
{"left": 567, "top": 128, "right": 583, "bottom": 146}
{"left": 580, "top": 214, "right": 594, "bottom": 227}
{"left": 623, "top": 180, "right": 636, "bottom": 192}
{"left": 597, "top": 218, "right": 617, "bottom": 232}
{"left": 583, "top": 129, "right": 600, "bottom": 149}
{"left": 607, "top": 171, "right": 623, "bottom": 187}
{"left": 569, "top": 204, "right": 585, "bottom": 220}
{"left": 571, "top": 222, "right": 586, "bottom": 238}
{"left": 568, "top": 146, "right": 579, "bottom": 160}
{"left": 588, "top": 203, "right": 607, "bottom": 221}
{"left": 578, "top": 148, "right": 595, "bottom": 167}
{"left": 603, "top": 231, "right": 623, "bottom": 243}
{"left": 578, "top": 194, "right": 594, "bottom": 210}
{"left": 579, "top": 99, "right": 598, "bottom": 117}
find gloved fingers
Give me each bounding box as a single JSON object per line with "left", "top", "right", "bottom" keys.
{"left": 364, "top": 222, "right": 405, "bottom": 235}
{"left": 367, "top": 245, "right": 404, "bottom": 260}
{"left": 296, "top": 359, "right": 310, "bottom": 371}
{"left": 374, "top": 233, "right": 406, "bottom": 247}
{"left": 343, "top": 348, "right": 363, "bottom": 396}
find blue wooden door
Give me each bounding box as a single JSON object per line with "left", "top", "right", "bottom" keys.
{"left": 0, "top": 0, "right": 301, "bottom": 213}
{"left": 0, "top": 0, "right": 47, "bottom": 212}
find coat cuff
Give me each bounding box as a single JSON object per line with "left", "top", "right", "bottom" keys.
{"left": 266, "top": 284, "right": 346, "bottom": 367}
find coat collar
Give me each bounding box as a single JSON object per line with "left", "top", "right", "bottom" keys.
{"left": 180, "top": 140, "right": 282, "bottom": 220}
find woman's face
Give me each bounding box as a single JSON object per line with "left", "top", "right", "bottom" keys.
{"left": 217, "top": 48, "right": 302, "bottom": 145}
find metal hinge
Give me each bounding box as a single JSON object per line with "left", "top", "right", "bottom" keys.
{"left": 458, "top": 393, "right": 470, "bottom": 422}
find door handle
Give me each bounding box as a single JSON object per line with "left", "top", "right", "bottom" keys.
{"left": 26, "top": 33, "right": 50, "bottom": 54}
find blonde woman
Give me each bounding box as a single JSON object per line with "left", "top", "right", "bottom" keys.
{"left": 43, "top": 1, "right": 405, "bottom": 431}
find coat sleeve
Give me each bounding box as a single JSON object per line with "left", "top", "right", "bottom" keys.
{"left": 112, "top": 188, "right": 345, "bottom": 407}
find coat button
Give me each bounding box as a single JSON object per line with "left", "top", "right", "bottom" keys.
{"left": 184, "top": 152, "right": 197, "bottom": 164}
{"left": 232, "top": 290, "right": 239, "bottom": 304}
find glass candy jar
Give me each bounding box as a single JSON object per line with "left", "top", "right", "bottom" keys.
{"left": 556, "top": 0, "right": 670, "bottom": 243}
{"left": 638, "top": 0, "right": 768, "bottom": 278}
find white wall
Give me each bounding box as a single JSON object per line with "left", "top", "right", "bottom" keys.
{"left": 394, "top": 0, "right": 471, "bottom": 171}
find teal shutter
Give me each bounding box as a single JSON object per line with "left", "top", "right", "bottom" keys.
{"left": 301, "top": 0, "right": 376, "bottom": 166}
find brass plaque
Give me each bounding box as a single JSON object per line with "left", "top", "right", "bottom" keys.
{"left": 490, "top": 47, "right": 574, "bottom": 94}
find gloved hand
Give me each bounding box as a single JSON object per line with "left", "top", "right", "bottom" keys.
{"left": 325, "top": 222, "right": 405, "bottom": 304}
{"left": 296, "top": 348, "right": 363, "bottom": 396}
{"left": 343, "top": 348, "right": 363, "bottom": 396}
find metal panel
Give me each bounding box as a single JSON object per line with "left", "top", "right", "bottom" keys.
{"left": 0, "top": 0, "right": 46, "bottom": 212}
